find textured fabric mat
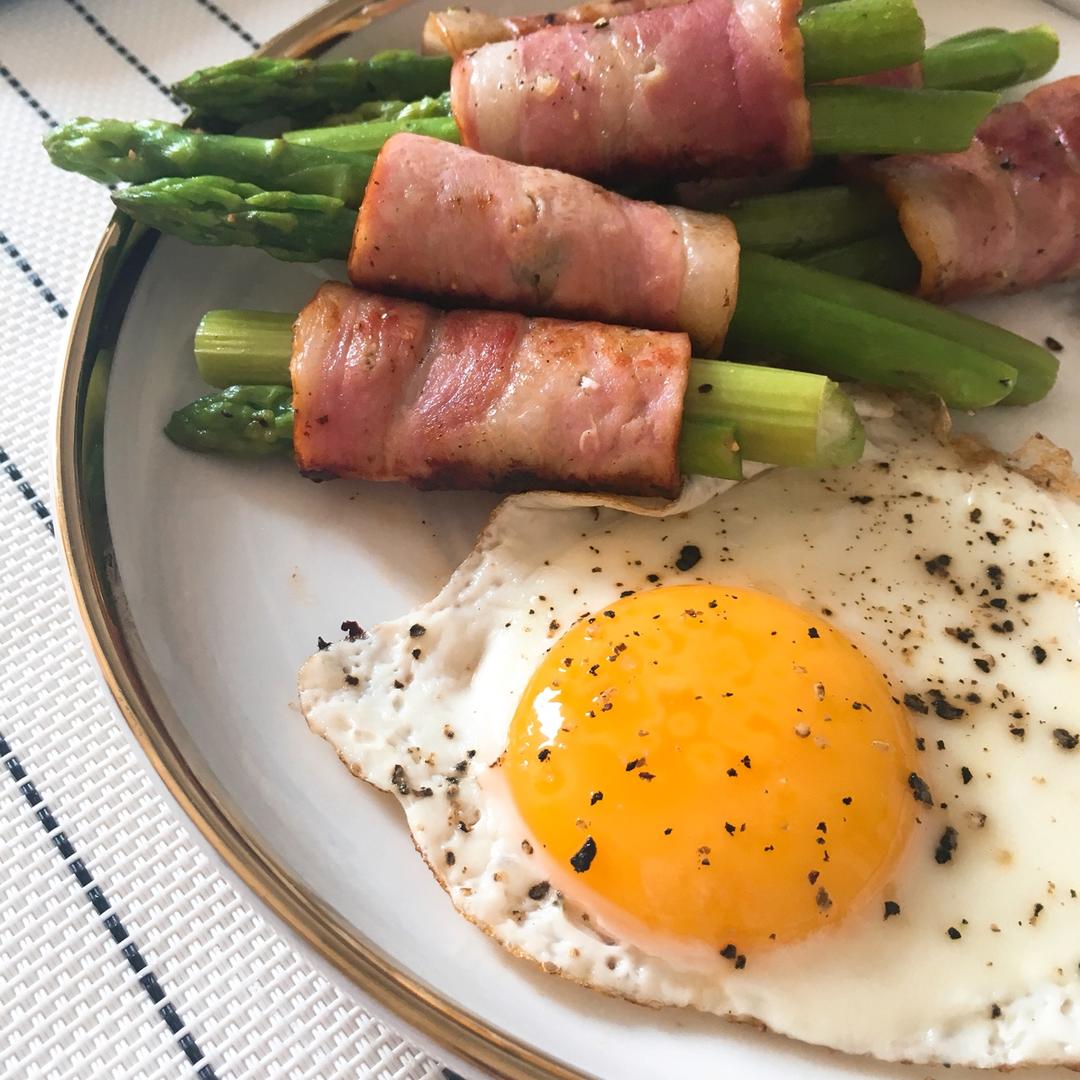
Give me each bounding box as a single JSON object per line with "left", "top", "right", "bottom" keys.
{"left": 0, "top": 2, "right": 447, "bottom": 1076}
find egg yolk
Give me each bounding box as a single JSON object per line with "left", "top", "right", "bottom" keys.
{"left": 506, "top": 585, "right": 916, "bottom": 956}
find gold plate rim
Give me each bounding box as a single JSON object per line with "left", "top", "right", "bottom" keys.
{"left": 53, "top": 4, "right": 591, "bottom": 1077}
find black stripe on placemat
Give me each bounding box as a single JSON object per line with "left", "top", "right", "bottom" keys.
{"left": 61, "top": 0, "right": 186, "bottom": 110}
{"left": 0, "top": 230, "right": 68, "bottom": 320}
{"left": 0, "top": 446, "right": 53, "bottom": 536}
{"left": 0, "top": 729, "right": 219, "bottom": 1079}
{"left": 0, "top": 64, "right": 59, "bottom": 128}
{"left": 191, "top": 0, "right": 261, "bottom": 49}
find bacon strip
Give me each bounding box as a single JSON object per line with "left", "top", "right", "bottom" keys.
{"left": 291, "top": 284, "right": 690, "bottom": 496}
{"left": 422, "top": 0, "right": 686, "bottom": 56}
{"left": 350, "top": 134, "right": 738, "bottom": 355}
{"left": 451, "top": 0, "right": 810, "bottom": 183}
{"left": 863, "top": 76, "right": 1080, "bottom": 302}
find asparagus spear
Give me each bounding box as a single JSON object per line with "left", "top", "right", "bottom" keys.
{"left": 111, "top": 176, "right": 1051, "bottom": 409}
{"left": 730, "top": 252, "right": 1056, "bottom": 407}
{"left": 174, "top": 50, "right": 454, "bottom": 127}
{"left": 313, "top": 92, "right": 451, "bottom": 128}
{"left": 46, "top": 85, "right": 996, "bottom": 197}
{"left": 112, "top": 177, "right": 357, "bottom": 262}
{"left": 798, "top": 231, "right": 921, "bottom": 291}
{"left": 170, "top": 311, "right": 865, "bottom": 474}
{"left": 284, "top": 116, "right": 460, "bottom": 152}
{"left": 922, "top": 25, "right": 1059, "bottom": 91}
{"left": 174, "top": 0, "right": 924, "bottom": 126}
{"left": 45, "top": 119, "right": 376, "bottom": 207}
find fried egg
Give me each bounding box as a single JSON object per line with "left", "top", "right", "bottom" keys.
{"left": 298, "top": 409, "right": 1080, "bottom": 1068}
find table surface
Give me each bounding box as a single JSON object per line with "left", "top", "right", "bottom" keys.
{"left": 0, "top": 2, "right": 450, "bottom": 1076}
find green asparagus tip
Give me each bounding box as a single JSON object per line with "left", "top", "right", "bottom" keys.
{"left": 165, "top": 384, "right": 295, "bottom": 455}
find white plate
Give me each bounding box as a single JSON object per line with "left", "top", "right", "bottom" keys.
{"left": 58, "top": 1, "right": 1080, "bottom": 1076}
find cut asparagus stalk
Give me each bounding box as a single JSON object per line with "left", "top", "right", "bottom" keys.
{"left": 283, "top": 116, "right": 460, "bottom": 151}
{"left": 725, "top": 186, "right": 896, "bottom": 257}
{"left": 800, "top": 0, "right": 924, "bottom": 83}
{"left": 314, "top": 92, "right": 452, "bottom": 128}
{"left": 807, "top": 86, "right": 997, "bottom": 155}
{"left": 922, "top": 25, "right": 1059, "bottom": 91}
{"left": 797, "top": 231, "right": 921, "bottom": 291}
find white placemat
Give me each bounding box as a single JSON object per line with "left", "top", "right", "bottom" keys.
{"left": 0, "top": 2, "right": 450, "bottom": 1076}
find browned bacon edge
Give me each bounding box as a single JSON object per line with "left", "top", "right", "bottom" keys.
{"left": 290, "top": 283, "right": 691, "bottom": 497}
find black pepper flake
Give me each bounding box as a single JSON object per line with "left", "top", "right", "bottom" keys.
{"left": 1032, "top": 902, "right": 1044, "bottom": 923}
{"left": 884, "top": 900, "right": 901, "bottom": 920}
{"left": 724, "top": 822, "right": 736, "bottom": 835}
{"left": 991, "top": 1003, "right": 1002, "bottom": 1019}
{"left": 646, "top": 573, "right": 660, "bottom": 583}
{"left": 317, "top": 636, "right": 331, "bottom": 651}
{"left": 960, "top": 766, "right": 973, "bottom": 785}
{"left": 741, "top": 755, "right": 751, "bottom": 768}
{"left": 726, "top": 768, "right": 738, "bottom": 777}
{"left": 947, "top": 926, "right": 962, "bottom": 940}
{"left": 664, "top": 827, "right": 673, "bottom": 836}
{"left": 537, "top": 748, "right": 551, "bottom": 762}
{"left": 816, "top": 887, "right": 833, "bottom": 911}
{"left": 933, "top": 698, "right": 965, "bottom": 721}
{"left": 734, "top": 955, "right": 747, "bottom": 970}
{"left": 988, "top": 597, "right": 1008, "bottom": 610}
{"left": 947, "top": 627, "right": 975, "bottom": 644}
{"left": 1053, "top": 728, "right": 1079, "bottom": 750}
{"left": 719, "top": 944, "right": 737, "bottom": 960}
{"left": 1033, "top": 644, "right": 1047, "bottom": 665}
{"left": 570, "top": 836, "right": 597, "bottom": 873}
{"left": 924, "top": 554, "right": 953, "bottom": 578}
{"left": 987, "top": 564, "right": 1004, "bottom": 587}
{"left": 411, "top": 648, "right": 422, "bottom": 660}
{"left": 904, "top": 693, "right": 929, "bottom": 715}
{"left": 590, "top": 791, "right": 603, "bottom": 805}
{"left": 974, "top": 658, "right": 992, "bottom": 674}
{"left": 1010, "top": 725, "right": 1026, "bottom": 739}
{"left": 625, "top": 757, "right": 645, "bottom": 771}
{"left": 935, "top": 826, "right": 959, "bottom": 865}
{"left": 602, "top": 609, "right": 615, "bottom": 618}
{"left": 807, "top": 627, "right": 820, "bottom": 640}
{"left": 990, "top": 620, "right": 1014, "bottom": 634}
{"left": 341, "top": 620, "right": 365, "bottom": 641}
{"left": 391, "top": 764, "right": 409, "bottom": 796}
{"left": 675, "top": 544, "right": 702, "bottom": 572}
{"left": 970, "top": 509, "right": 983, "bottom": 523}
{"left": 638, "top": 771, "right": 655, "bottom": 781}
{"left": 445, "top": 851, "right": 456, "bottom": 866}
{"left": 849, "top": 495, "right": 874, "bottom": 505}
{"left": 394, "top": 680, "right": 405, "bottom": 690}
{"left": 908, "top": 773, "right": 934, "bottom": 805}
{"left": 1045, "top": 336, "right": 1064, "bottom": 352}
{"left": 842, "top": 796, "right": 852, "bottom": 805}
{"left": 344, "top": 674, "right": 359, "bottom": 686}
{"left": 528, "top": 881, "right": 551, "bottom": 901}
{"left": 697, "top": 383, "right": 713, "bottom": 394}
{"left": 408, "top": 623, "right": 426, "bottom": 638}
{"left": 915, "top": 737, "right": 926, "bottom": 751}
{"left": 808, "top": 870, "right": 820, "bottom": 884}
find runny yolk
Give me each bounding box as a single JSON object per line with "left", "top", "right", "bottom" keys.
{"left": 506, "top": 585, "right": 916, "bottom": 958}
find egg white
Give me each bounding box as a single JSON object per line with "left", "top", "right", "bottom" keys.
{"left": 299, "top": 410, "right": 1080, "bottom": 1068}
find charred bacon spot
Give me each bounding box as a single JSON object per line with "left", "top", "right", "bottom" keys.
{"left": 935, "top": 826, "right": 959, "bottom": 865}
{"left": 340, "top": 620, "right": 365, "bottom": 641}
{"left": 570, "top": 836, "right": 597, "bottom": 873}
